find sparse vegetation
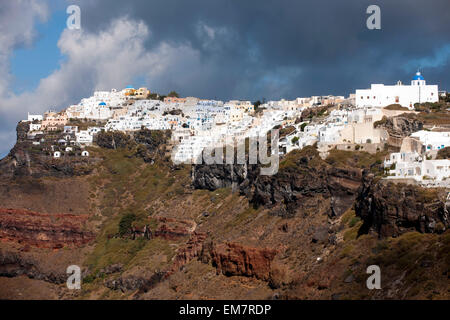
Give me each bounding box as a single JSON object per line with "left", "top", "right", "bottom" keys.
{"left": 325, "top": 149, "right": 388, "bottom": 174}
{"left": 384, "top": 104, "right": 410, "bottom": 111}
{"left": 119, "top": 213, "right": 136, "bottom": 236}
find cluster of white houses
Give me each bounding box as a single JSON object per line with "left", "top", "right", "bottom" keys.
{"left": 384, "top": 131, "right": 450, "bottom": 187}
{"left": 22, "top": 71, "right": 449, "bottom": 186}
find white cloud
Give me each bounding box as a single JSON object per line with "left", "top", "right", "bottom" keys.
{"left": 0, "top": 15, "right": 206, "bottom": 157}
{"left": 1, "top": 16, "right": 204, "bottom": 113}
{"left": 0, "top": 0, "right": 49, "bottom": 97}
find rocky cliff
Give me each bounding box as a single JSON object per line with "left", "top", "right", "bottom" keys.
{"left": 0, "top": 122, "right": 96, "bottom": 179}
{"left": 0, "top": 208, "right": 95, "bottom": 249}
{"left": 96, "top": 129, "right": 171, "bottom": 163}
{"left": 194, "top": 146, "right": 363, "bottom": 218}
{"left": 202, "top": 242, "right": 277, "bottom": 281}
{"left": 0, "top": 250, "right": 68, "bottom": 284}
{"left": 375, "top": 115, "right": 423, "bottom": 147}
{"left": 1, "top": 122, "right": 449, "bottom": 300}
{"left": 192, "top": 163, "right": 254, "bottom": 191}
{"left": 375, "top": 115, "right": 423, "bottom": 137}
{"left": 355, "top": 178, "right": 449, "bottom": 237}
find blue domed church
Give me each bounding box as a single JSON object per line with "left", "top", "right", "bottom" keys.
{"left": 355, "top": 71, "right": 439, "bottom": 109}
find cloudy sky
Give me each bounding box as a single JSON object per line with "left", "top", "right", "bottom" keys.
{"left": 0, "top": 0, "right": 449, "bottom": 158}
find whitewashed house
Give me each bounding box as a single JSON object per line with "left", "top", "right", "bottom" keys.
{"left": 385, "top": 151, "right": 450, "bottom": 184}
{"left": 64, "top": 126, "right": 78, "bottom": 134}
{"left": 410, "top": 131, "right": 450, "bottom": 151}
{"left": 26, "top": 113, "right": 43, "bottom": 122}
{"left": 76, "top": 130, "right": 94, "bottom": 145}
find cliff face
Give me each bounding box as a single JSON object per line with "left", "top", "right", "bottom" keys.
{"left": 96, "top": 129, "right": 171, "bottom": 163}
{"left": 375, "top": 115, "right": 423, "bottom": 147}
{"left": 376, "top": 115, "right": 423, "bottom": 137}
{"left": 1, "top": 122, "right": 449, "bottom": 300}
{"left": 203, "top": 242, "right": 277, "bottom": 281}
{"left": 192, "top": 163, "right": 255, "bottom": 191}
{"left": 194, "top": 146, "right": 363, "bottom": 218}
{"left": 355, "top": 178, "right": 449, "bottom": 237}
{"left": 0, "top": 208, "right": 95, "bottom": 249}
{"left": 243, "top": 162, "right": 362, "bottom": 218}
{"left": 0, "top": 122, "right": 95, "bottom": 179}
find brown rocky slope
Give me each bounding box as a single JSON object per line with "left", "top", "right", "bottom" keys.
{"left": 0, "top": 125, "right": 448, "bottom": 300}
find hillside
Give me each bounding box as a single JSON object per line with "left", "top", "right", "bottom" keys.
{"left": 0, "top": 123, "right": 449, "bottom": 300}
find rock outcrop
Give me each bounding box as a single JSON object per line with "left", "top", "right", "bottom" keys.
{"left": 96, "top": 128, "right": 171, "bottom": 163}
{"left": 0, "top": 122, "right": 96, "bottom": 179}
{"left": 355, "top": 178, "right": 449, "bottom": 237}
{"left": 0, "top": 208, "right": 95, "bottom": 249}
{"left": 105, "top": 272, "right": 167, "bottom": 293}
{"left": 202, "top": 242, "right": 277, "bottom": 281}
{"left": 375, "top": 115, "right": 423, "bottom": 137}
{"left": 0, "top": 250, "right": 67, "bottom": 284}
{"left": 192, "top": 163, "right": 254, "bottom": 191}
{"left": 167, "top": 232, "right": 207, "bottom": 276}
{"left": 153, "top": 217, "right": 196, "bottom": 240}
{"left": 375, "top": 115, "right": 423, "bottom": 147}
{"left": 244, "top": 162, "right": 362, "bottom": 217}
{"left": 194, "top": 146, "right": 364, "bottom": 217}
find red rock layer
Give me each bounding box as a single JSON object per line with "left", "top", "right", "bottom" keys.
{"left": 209, "top": 242, "right": 277, "bottom": 281}
{"left": 0, "top": 208, "right": 95, "bottom": 249}
{"left": 167, "top": 232, "right": 207, "bottom": 277}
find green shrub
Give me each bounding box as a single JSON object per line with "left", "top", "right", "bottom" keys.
{"left": 349, "top": 216, "right": 361, "bottom": 227}
{"left": 300, "top": 123, "right": 308, "bottom": 132}
{"left": 119, "top": 213, "right": 136, "bottom": 236}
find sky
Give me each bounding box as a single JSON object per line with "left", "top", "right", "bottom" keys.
{"left": 0, "top": 0, "right": 449, "bottom": 158}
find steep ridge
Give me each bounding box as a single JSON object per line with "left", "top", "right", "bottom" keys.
{"left": 0, "top": 122, "right": 97, "bottom": 179}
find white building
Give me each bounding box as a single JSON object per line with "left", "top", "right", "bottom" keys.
{"left": 356, "top": 72, "right": 438, "bottom": 109}
{"left": 76, "top": 130, "right": 94, "bottom": 145}
{"left": 384, "top": 152, "right": 450, "bottom": 184}
{"left": 385, "top": 151, "right": 450, "bottom": 185}
{"left": 64, "top": 126, "right": 78, "bottom": 134}
{"left": 411, "top": 131, "right": 450, "bottom": 151}
{"left": 26, "top": 113, "right": 43, "bottom": 122}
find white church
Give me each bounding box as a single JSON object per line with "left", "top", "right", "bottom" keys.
{"left": 355, "top": 71, "right": 439, "bottom": 109}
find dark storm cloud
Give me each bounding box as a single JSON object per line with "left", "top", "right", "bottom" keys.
{"left": 75, "top": 0, "right": 450, "bottom": 100}
{"left": 1, "top": 0, "right": 449, "bottom": 159}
